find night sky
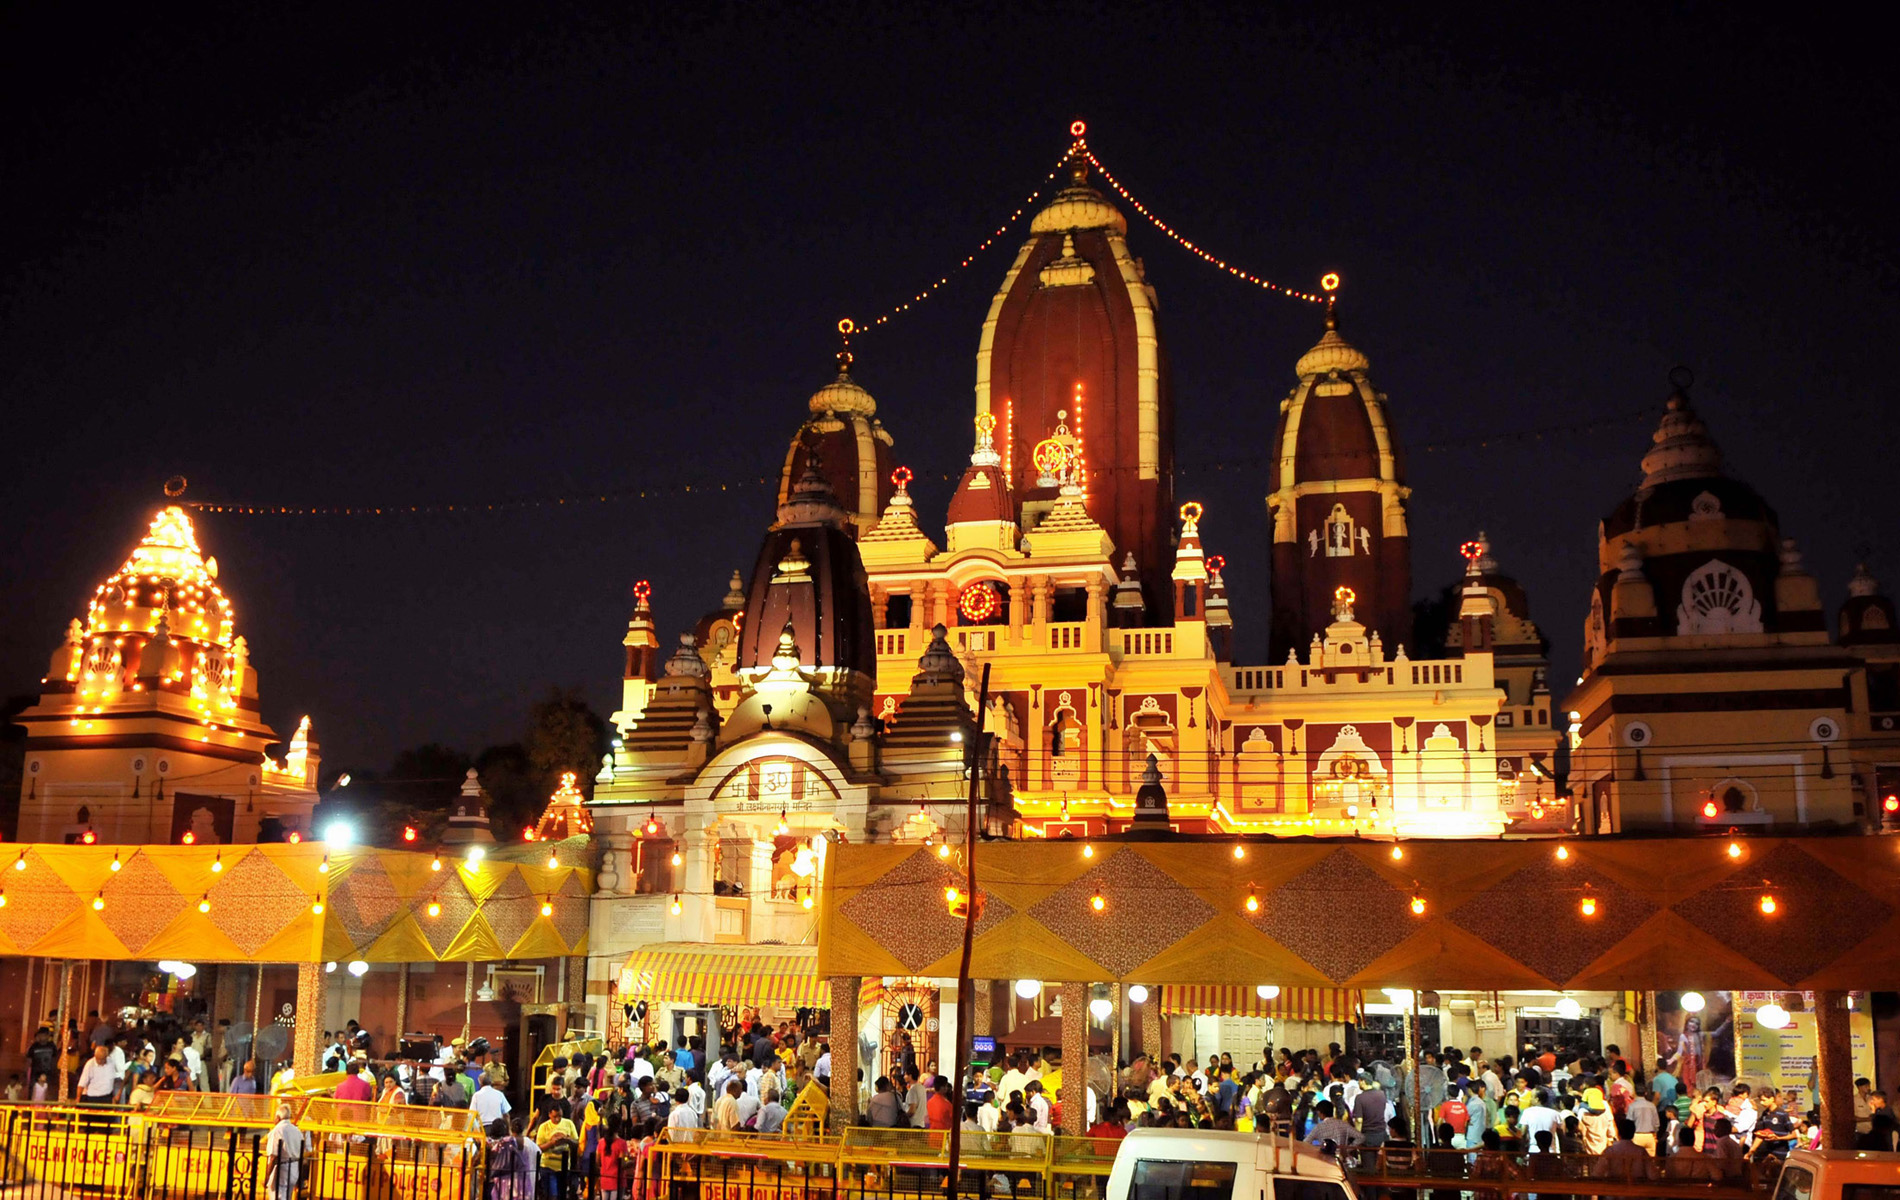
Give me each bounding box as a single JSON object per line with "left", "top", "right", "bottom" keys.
{"left": 5, "top": 4, "right": 1895, "bottom": 774}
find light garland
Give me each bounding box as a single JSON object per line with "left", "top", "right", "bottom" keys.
{"left": 846, "top": 148, "right": 1078, "bottom": 335}
{"left": 958, "top": 581, "right": 1000, "bottom": 623}
{"left": 1078, "top": 143, "right": 1324, "bottom": 303}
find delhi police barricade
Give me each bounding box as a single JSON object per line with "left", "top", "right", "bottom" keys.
{"left": 0, "top": 1091, "right": 485, "bottom": 1200}
{"left": 645, "top": 1126, "right": 1124, "bottom": 1200}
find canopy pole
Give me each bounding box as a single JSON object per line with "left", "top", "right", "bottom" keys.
{"left": 946, "top": 662, "right": 990, "bottom": 1200}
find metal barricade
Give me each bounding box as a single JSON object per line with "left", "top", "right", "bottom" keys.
{"left": 1048, "top": 1137, "right": 1119, "bottom": 1200}
{"left": 1347, "top": 1145, "right": 1775, "bottom": 1199}
{"left": 0, "top": 1095, "right": 487, "bottom": 1200}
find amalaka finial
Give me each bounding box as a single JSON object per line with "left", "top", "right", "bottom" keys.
{"left": 836, "top": 319, "right": 856, "bottom": 375}
{"left": 1321, "top": 272, "right": 1341, "bottom": 330}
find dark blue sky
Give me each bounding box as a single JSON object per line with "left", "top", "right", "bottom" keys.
{"left": 4, "top": 3, "right": 1894, "bottom": 771}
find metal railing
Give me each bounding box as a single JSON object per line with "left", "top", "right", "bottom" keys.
{"left": 0, "top": 1097, "right": 485, "bottom": 1200}
{"left": 1345, "top": 1144, "right": 1776, "bottom": 1198}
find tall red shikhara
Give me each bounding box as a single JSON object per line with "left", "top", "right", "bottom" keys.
{"left": 976, "top": 152, "right": 1173, "bottom": 607}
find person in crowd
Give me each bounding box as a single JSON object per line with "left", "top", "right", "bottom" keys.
{"left": 264, "top": 1103, "right": 306, "bottom": 1200}
{"left": 1305, "top": 1099, "right": 1364, "bottom": 1153}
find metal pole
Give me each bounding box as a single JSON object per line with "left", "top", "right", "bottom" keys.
{"left": 946, "top": 662, "right": 991, "bottom": 1200}
{"left": 55, "top": 961, "right": 73, "bottom": 1099}
{"left": 1408, "top": 990, "right": 1422, "bottom": 1145}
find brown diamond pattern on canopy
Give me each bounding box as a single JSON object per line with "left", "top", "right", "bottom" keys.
{"left": 0, "top": 849, "right": 79, "bottom": 948}
{"left": 1672, "top": 842, "right": 1893, "bottom": 984}
{"left": 1252, "top": 848, "right": 1415, "bottom": 983}
{"left": 207, "top": 850, "right": 312, "bottom": 956}
{"left": 1027, "top": 848, "right": 1217, "bottom": 977}
{"left": 98, "top": 852, "right": 185, "bottom": 954}
{"left": 840, "top": 847, "right": 1014, "bottom": 973}
{"left": 418, "top": 870, "right": 479, "bottom": 957}
{"left": 329, "top": 857, "right": 403, "bottom": 947}
{"left": 1450, "top": 860, "right": 1657, "bottom": 984}
{"left": 552, "top": 873, "right": 591, "bottom": 947}
{"left": 479, "top": 869, "right": 536, "bottom": 954}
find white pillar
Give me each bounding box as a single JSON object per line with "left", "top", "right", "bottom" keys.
{"left": 937, "top": 985, "right": 959, "bottom": 1077}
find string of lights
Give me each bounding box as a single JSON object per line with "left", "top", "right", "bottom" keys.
{"left": 1076, "top": 141, "right": 1326, "bottom": 304}
{"left": 173, "top": 405, "right": 1653, "bottom": 518}
{"left": 846, "top": 145, "right": 1079, "bottom": 336}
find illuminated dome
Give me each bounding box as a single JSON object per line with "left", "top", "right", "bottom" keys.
{"left": 1295, "top": 306, "right": 1371, "bottom": 378}
{"left": 778, "top": 351, "right": 895, "bottom": 537}
{"left": 1028, "top": 157, "right": 1127, "bottom": 235}
{"left": 53, "top": 506, "right": 248, "bottom": 711}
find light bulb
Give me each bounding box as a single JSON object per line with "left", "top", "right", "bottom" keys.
{"left": 1580, "top": 895, "right": 1598, "bottom": 917}
{"left": 541, "top": 901, "right": 554, "bottom": 917}
{"left": 427, "top": 902, "right": 441, "bottom": 917}
{"left": 0, "top": 890, "right": 8, "bottom": 908}
{"left": 430, "top": 855, "right": 442, "bottom": 872}
{"left": 1727, "top": 841, "right": 1743, "bottom": 859}
{"left": 1014, "top": 979, "right": 1041, "bottom": 1000}
{"left": 1082, "top": 842, "right": 1094, "bottom": 859}
{"left": 1556, "top": 997, "right": 1583, "bottom": 1021}
{"left": 936, "top": 842, "right": 951, "bottom": 859}
{"left": 110, "top": 854, "right": 122, "bottom": 872}
{"left": 1244, "top": 891, "right": 1260, "bottom": 913}
{"left": 182, "top": 831, "right": 195, "bottom": 845}
{"left": 402, "top": 826, "right": 417, "bottom": 843}
{"left": 1702, "top": 800, "right": 1719, "bottom": 819}
{"left": 1256, "top": 985, "right": 1280, "bottom": 1001}
{"left": 13, "top": 853, "right": 25, "bottom": 871}
{"left": 670, "top": 851, "right": 682, "bottom": 867}
{"left": 92, "top": 894, "right": 105, "bottom": 911}
{"left": 347, "top": 960, "right": 368, "bottom": 978}
{"left": 1759, "top": 893, "right": 1778, "bottom": 915}
{"left": 1390, "top": 844, "right": 1404, "bottom": 861}
{"left": 1756, "top": 1003, "right": 1790, "bottom": 1030}
{"left": 944, "top": 885, "right": 962, "bottom": 906}
{"left": 466, "top": 846, "right": 485, "bottom": 865}
{"left": 1126, "top": 985, "right": 1148, "bottom": 1004}
{"left": 1088, "top": 998, "right": 1113, "bottom": 1021}
{"left": 547, "top": 853, "right": 559, "bottom": 870}
{"left": 1232, "top": 843, "right": 1245, "bottom": 859}
{"left": 212, "top": 854, "right": 223, "bottom": 873}
{"left": 801, "top": 893, "right": 814, "bottom": 910}
{"left": 1090, "top": 891, "right": 1106, "bottom": 912}
{"left": 312, "top": 900, "right": 325, "bottom": 915}
{"left": 197, "top": 896, "right": 210, "bottom": 914}
{"left": 1680, "top": 991, "right": 1706, "bottom": 1013}
{"left": 1555, "top": 844, "right": 1570, "bottom": 861}
{"left": 669, "top": 895, "right": 681, "bottom": 915}
{"left": 1410, "top": 893, "right": 1426, "bottom": 915}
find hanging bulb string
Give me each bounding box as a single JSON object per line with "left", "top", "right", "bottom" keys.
{"left": 845, "top": 147, "right": 1080, "bottom": 337}
{"left": 174, "top": 405, "right": 1653, "bottom": 519}
{"left": 1077, "top": 143, "right": 1324, "bottom": 304}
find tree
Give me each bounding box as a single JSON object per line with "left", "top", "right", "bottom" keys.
{"left": 476, "top": 742, "right": 541, "bottom": 842}
{"left": 526, "top": 687, "right": 611, "bottom": 796}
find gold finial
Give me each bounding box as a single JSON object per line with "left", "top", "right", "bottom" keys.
{"left": 836, "top": 318, "right": 855, "bottom": 373}
{"left": 1320, "top": 273, "right": 1341, "bottom": 331}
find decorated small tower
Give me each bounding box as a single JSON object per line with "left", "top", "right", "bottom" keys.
{"left": 612, "top": 580, "right": 662, "bottom": 731}
{"left": 776, "top": 338, "right": 896, "bottom": 539}
{"left": 1266, "top": 285, "right": 1412, "bottom": 660}
{"left": 534, "top": 771, "right": 594, "bottom": 841}
{"left": 14, "top": 505, "right": 319, "bottom": 843}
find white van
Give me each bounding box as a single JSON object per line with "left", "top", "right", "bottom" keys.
{"left": 1106, "top": 1128, "right": 1354, "bottom": 1200}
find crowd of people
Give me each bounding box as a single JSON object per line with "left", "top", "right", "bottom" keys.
{"left": 11, "top": 1011, "right": 1899, "bottom": 1199}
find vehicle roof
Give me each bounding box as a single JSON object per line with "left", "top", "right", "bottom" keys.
{"left": 1785, "top": 1147, "right": 1900, "bottom": 1171}
{"left": 1118, "top": 1127, "right": 1346, "bottom": 1179}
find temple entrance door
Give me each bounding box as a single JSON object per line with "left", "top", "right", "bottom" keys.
{"left": 673, "top": 1007, "right": 722, "bottom": 1065}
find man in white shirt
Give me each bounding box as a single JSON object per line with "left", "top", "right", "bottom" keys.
{"left": 1519, "top": 1089, "right": 1563, "bottom": 1152}
{"left": 77, "top": 1044, "right": 119, "bottom": 1103}
{"left": 264, "top": 1104, "right": 306, "bottom": 1200}
{"left": 814, "top": 1046, "right": 831, "bottom": 1083}
{"left": 1025, "top": 1081, "right": 1052, "bottom": 1131}
{"left": 1728, "top": 1085, "right": 1758, "bottom": 1140}
{"left": 1481, "top": 1062, "right": 1504, "bottom": 1101}
{"left": 471, "top": 1073, "right": 512, "bottom": 1127}
{"left": 182, "top": 1042, "right": 205, "bottom": 1092}
{"left": 666, "top": 1088, "right": 701, "bottom": 1130}
{"left": 686, "top": 1076, "right": 707, "bottom": 1120}
{"left": 745, "top": 1063, "right": 764, "bottom": 1097}
{"left": 630, "top": 1055, "right": 655, "bottom": 1085}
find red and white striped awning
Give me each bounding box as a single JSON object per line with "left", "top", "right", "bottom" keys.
{"left": 1158, "top": 986, "right": 1361, "bottom": 1022}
